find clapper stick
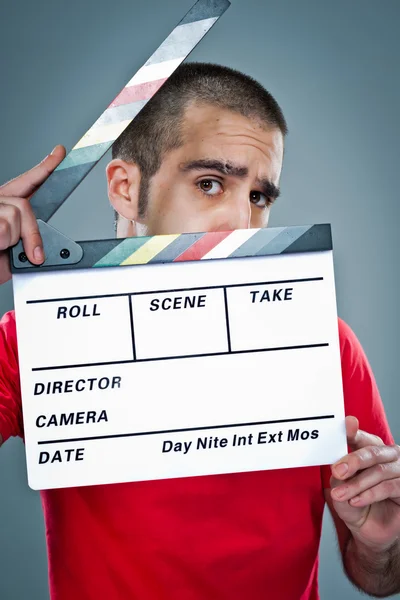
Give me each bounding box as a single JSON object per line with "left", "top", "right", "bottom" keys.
{"left": 10, "top": 0, "right": 231, "bottom": 271}
{"left": 9, "top": 0, "right": 332, "bottom": 272}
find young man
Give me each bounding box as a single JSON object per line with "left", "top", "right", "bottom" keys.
{"left": 0, "top": 63, "right": 399, "bottom": 599}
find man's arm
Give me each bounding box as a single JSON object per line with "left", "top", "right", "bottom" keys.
{"left": 325, "top": 417, "right": 400, "bottom": 598}
{"left": 322, "top": 321, "right": 400, "bottom": 596}
{"left": 0, "top": 144, "right": 66, "bottom": 284}
{"left": 0, "top": 146, "right": 66, "bottom": 444}
{"left": 343, "top": 533, "right": 400, "bottom": 598}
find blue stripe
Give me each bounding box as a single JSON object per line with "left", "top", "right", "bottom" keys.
{"left": 255, "top": 226, "right": 313, "bottom": 256}
{"left": 31, "top": 162, "right": 97, "bottom": 222}
{"left": 180, "top": 0, "right": 230, "bottom": 25}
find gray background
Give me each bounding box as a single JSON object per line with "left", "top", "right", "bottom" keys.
{"left": 0, "top": 0, "right": 399, "bottom": 598}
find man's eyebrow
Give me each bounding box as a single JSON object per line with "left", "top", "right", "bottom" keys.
{"left": 180, "top": 159, "right": 280, "bottom": 199}
{"left": 257, "top": 178, "right": 280, "bottom": 200}
{"left": 180, "top": 159, "right": 248, "bottom": 178}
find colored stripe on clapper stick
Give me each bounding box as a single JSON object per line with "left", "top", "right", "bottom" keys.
{"left": 30, "top": 0, "right": 230, "bottom": 223}
{"left": 174, "top": 231, "right": 232, "bottom": 261}
{"left": 120, "top": 234, "right": 181, "bottom": 265}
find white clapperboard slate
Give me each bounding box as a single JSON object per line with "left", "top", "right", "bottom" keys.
{"left": 9, "top": 0, "right": 346, "bottom": 489}
{"left": 11, "top": 224, "right": 347, "bottom": 490}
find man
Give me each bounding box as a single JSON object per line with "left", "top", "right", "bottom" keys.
{"left": 0, "top": 63, "right": 399, "bottom": 599}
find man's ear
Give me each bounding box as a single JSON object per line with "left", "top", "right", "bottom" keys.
{"left": 106, "top": 159, "right": 142, "bottom": 222}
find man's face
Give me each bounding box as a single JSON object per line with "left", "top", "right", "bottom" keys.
{"left": 113, "top": 102, "right": 284, "bottom": 236}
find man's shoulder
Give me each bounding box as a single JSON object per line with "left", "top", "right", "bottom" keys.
{"left": 0, "top": 310, "right": 22, "bottom": 442}
{"left": 0, "top": 309, "right": 16, "bottom": 327}
{"left": 0, "top": 310, "right": 18, "bottom": 360}
{"left": 0, "top": 310, "right": 17, "bottom": 340}
{"left": 338, "top": 316, "right": 357, "bottom": 344}
{"left": 337, "top": 317, "right": 394, "bottom": 444}
{"left": 337, "top": 316, "right": 365, "bottom": 364}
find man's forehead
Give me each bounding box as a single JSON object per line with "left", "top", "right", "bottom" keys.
{"left": 181, "top": 101, "right": 283, "bottom": 156}
{"left": 182, "top": 100, "right": 270, "bottom": 133}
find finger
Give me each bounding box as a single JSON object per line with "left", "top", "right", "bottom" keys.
{"left": 19, "top": 201, "right": 44, "bottom": 263}
{"left": 345, "top": 416, "right": 383, "bottom": 451}
{"left": 0, "top": 203, "right": 21, "bottom": 248}
{"left": 0, "top": 252, "right": 11, "bottom": 284}
{"left": 332, "top": 444, "right": 400, "bottom": 480}
{"left": 0, "top": 218, "right": 11, "bottom": 251}
{"left": 0, "top": 145, "right": 66, "bottom": 198}
{"left": 346, "top": 477, "right": 400, "bottom": 508}
{"left": 0, "top": 197, "right": 44, "bottom": 263}
{"left": 331, "top": 456, "right": 400, "bottom": 502}
{"left": 345, "top": 415, "right": 359, "bottom": 440}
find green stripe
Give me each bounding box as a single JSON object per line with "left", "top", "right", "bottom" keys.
{"left": 56, "top": 143, "right": 112, "bottom": 171}
{"left": 94, "top": 237, "right": 150, "bottom": 267}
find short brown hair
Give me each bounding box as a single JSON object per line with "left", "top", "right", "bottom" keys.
{"left": 112, "top": 62, "right": 287, "bottom": 218}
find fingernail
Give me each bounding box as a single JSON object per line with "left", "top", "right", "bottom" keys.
{"left": 350, "top": 496, "right": 360, "bottom": 504}
{"left": 333, "top": 487, "right": 346, "bottom": 500}
{"left": 334, "top": 462, "right": 348, "bottom": 477}
{"left": 50, "top": 146, "right": 58, "bottom": 155}
{"left": 33, "top": 246, "right": 44, "bottom": 262}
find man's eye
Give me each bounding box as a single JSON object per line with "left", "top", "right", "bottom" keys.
{"left": 250, "top": 191, "right": 269, "bottom": 208}
{"left": 197, "top": 179, "right": 223, "bottom": 196}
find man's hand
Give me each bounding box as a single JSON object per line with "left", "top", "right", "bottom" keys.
{"left": 330, "top": 415, "right": 400, "bottom": 550}
{"left": 0, "top": 145, "right": 66, "bottom": 284}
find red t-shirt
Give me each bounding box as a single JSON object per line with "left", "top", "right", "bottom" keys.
{"left": 0, "top": 311, "right": 394, "bottom": 600}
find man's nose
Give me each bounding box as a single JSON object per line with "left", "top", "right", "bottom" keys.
{"left": 212, "top": 191, "right": 251, "bottom": 231}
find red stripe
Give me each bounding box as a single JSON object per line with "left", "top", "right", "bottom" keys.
{"left": 174, "top": 231, "right": 232, "bottom": 262}
{"left": 109, "top": 78, "right": 167, "bottom": 108}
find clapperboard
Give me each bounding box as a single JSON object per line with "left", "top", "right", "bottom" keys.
{"left": 10, "top": 0, "right": 347, "bottom": 490}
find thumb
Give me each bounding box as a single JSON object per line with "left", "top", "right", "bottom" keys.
{"left": 345, "top": 415, "right": 359, "bottom": 445}
{"left": 0, "top": 145, "right": 66, "bottom": 198}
